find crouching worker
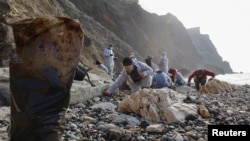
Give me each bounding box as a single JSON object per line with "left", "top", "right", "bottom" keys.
{"left": 187, "top": 69, "right": 215, "bottom": 91}
{"left": 152, "top": 70, "right": 172, "bottom": 88}
{"left": 103, "top": 57, "right": 153, "bottom": 96}
{"left": 9, "top": 17, "right": 83, "bottom": 141}
{"left": 168, "top": 68, "right": 186, "bottom": 86}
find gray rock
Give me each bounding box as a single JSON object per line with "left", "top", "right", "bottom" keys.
{"left": 108, "top": 128, "right": 125, "bottom": 141}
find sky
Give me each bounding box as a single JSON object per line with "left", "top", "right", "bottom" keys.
{"left": 139, "top": 0, "right": 250, "bottom": 73}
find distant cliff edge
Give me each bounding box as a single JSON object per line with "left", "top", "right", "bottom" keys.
{"left": 0, "top": 0, "right": 233, "bottom": 75}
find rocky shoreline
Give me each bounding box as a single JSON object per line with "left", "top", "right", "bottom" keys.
{"left": 1, "top": 84, "right": 250, "bottom": 141}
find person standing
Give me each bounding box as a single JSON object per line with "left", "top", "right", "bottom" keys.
{"left": 104, "top": 44, "right": 115, "bottom": 80}
{"left": 187, "top": 69, "right": 215, "bottom": 91}
{"left": 145, "top": 56, "right": 153, "bottom": 68}
{"left": 103, "top": 57, "right": 153, "bottom": 96}
{"left": 158, "top": 51, "right": 168, "bottom": 73}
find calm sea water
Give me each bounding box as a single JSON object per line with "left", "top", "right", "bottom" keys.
{"left": 216, "top": 73, "right": 250, "bottom": 85}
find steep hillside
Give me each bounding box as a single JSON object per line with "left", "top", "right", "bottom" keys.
{"left": 0, "top": 0, "right": 233, "bottom": 75}
{"left": 67, "top": 0, "right": 201, "bottom": 71}
{"left": 187, "top": 28, "right": 233, "bottom": 74}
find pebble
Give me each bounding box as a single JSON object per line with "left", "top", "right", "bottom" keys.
{"left": 0, "top": 85, "right": 250, "bottom": 140}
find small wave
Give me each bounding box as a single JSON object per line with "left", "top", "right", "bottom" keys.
{"left": 216, "top": 73, "right": 250, "bottom": 85}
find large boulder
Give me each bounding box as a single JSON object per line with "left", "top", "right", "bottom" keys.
{"left": 199, "top": 79, "right": 237, "bottom": 94}
{"left": 117, "top": 88, "right": 198, "bottom": 122}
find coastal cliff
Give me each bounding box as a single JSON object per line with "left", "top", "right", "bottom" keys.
{"left": 0, "top": 0, "right": 233, "bottom": 74}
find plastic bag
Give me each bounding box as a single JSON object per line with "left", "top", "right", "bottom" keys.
{"left": 9, "top": 17, "right": 83, "bottom": 141}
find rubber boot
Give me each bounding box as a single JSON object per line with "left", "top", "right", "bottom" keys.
{"left": 9, "top": 17, "right": 83, "bottom": 141}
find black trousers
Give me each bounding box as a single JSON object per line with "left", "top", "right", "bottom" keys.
{"left": 194, "top": 77, "right": 207, "bottom": 91}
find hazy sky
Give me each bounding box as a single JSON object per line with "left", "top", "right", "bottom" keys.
{"left": 139, "top": 0, "right": 250, "bottom": 73}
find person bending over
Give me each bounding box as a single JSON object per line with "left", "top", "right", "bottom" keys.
{"left": 168, "top": 68, "right": 186, "bottom": 86}
{"left": 103, "top": 57, "right": 153, "bottom": 96}
{"left": 187, "top": 69, "right": 215, "bottom": 91}
{"left": 152, "top": 70, "right": 172, "bottom": 88}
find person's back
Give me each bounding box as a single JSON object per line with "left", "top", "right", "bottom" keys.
{"left": 152, "top": 70, "right": 172, "bottom": 88}
{"left": 187, "top": 69, "right": 215, "bottom": 91}
{"left": 188, "top": 69, "right": 215, "bottom": 83}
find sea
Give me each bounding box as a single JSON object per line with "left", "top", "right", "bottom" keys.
{"left": 215, "top": 73, "right": 250, "bottom": 86}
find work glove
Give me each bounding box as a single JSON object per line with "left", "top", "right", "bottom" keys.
{"left": 139, "top": 73, "right": 145, "bottom": 78}
{"left": 103, "top": 90, "right": 111, "bottom": 96}
{"left": 187, "top": 83, "right": 191, "bottom": 87}
{"left": 110, "top": 54, "right": 113, "bottom": 56}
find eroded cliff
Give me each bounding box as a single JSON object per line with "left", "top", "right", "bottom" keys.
{"left": 0, "top": 0, "right": 233, "bottom": 75}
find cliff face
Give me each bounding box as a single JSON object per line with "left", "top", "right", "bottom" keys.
{"left": 187, "top": 28, "right": 233, "bottom": 74}
{"left": 67, "top": 0, "right": 201, "bottom": 73}
{"left": 0, "top": 0, "right": 233, "bottom": 75}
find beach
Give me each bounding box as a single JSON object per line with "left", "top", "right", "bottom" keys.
{"left": 1, "top": 81, "right": 250, "bottom": 140}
